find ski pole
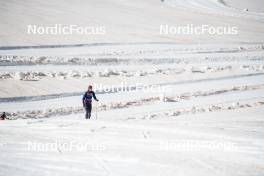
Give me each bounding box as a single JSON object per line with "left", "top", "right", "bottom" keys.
{"left": 96, "top": 101, "right": 98, "bottom": 120}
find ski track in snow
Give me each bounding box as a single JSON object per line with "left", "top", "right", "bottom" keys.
{"left": 2, "top": 81, "right": 264, "bottom": 120}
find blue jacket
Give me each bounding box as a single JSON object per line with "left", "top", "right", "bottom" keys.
{"left": 82, "top": 91, "right": 98, "bottom": 106}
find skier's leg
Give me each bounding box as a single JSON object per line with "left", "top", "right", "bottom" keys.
{"left": 88, "top": 103, "right": 92, "bottom": 119}
{"left": 85, "top": 107, "right": 89, "bottom": 119}
{"left": 87, "top": 112, "right": 90, "bottom": 119}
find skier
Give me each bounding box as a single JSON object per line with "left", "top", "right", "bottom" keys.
{"left": 0, "top": 112, "right": 6, "bottom": 120}
{"left": 82, "top": 85, "right": 99, "bottom": 119}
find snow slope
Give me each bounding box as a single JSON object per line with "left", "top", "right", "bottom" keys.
{"left": 0, "top": 0, "right": 264, "bottom": 176}
{"left": 0, "top": 0, "right": 264, "bottom": 46}
{"left": 224, "top": 0, "right": 264, "bottom": 13}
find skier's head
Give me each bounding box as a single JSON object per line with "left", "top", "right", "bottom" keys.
{"left": 88, "top": 85, "right": 93, "bottom": 91}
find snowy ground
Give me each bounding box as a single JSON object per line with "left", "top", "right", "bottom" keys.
{"left": 1, "top": 0, "right": 264, "bottom": 176}
{"left": 1, "top": 107, "right": 264, "bottom": 176}
{"left": 1, "top": 43, "right": 264, "bottom": 176}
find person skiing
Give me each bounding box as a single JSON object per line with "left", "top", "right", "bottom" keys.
{"left": 82, "top": 85, "right": 99, "bottom": 119}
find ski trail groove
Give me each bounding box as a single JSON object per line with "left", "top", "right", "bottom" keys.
{"left": 4, "top": 84, "right": 264, "bottom": 120}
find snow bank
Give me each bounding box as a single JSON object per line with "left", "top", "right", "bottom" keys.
{"left": 1, "top": 64, "right": 264, "bottom": 81}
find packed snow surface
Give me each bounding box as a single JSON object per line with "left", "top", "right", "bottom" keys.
{"left": 1, "top": 0, "right": 264, "bottom": 176}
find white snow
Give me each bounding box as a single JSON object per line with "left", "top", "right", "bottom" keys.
{"left": 1, "top": 0, "right": 264, "bottom": 175}
{"left": 1, "top": 0, "right": 264, "bottom": 46}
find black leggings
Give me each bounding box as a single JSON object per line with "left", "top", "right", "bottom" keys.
{"left": 85, "top": 103, "right": 92, "bottom": 119}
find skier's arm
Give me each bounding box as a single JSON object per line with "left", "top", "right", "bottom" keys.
{"left": 82, "top": 93, "right": 86, "bottom": 106}
{"left": 92, "top": 91, "right": 99, "bottom": 101}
